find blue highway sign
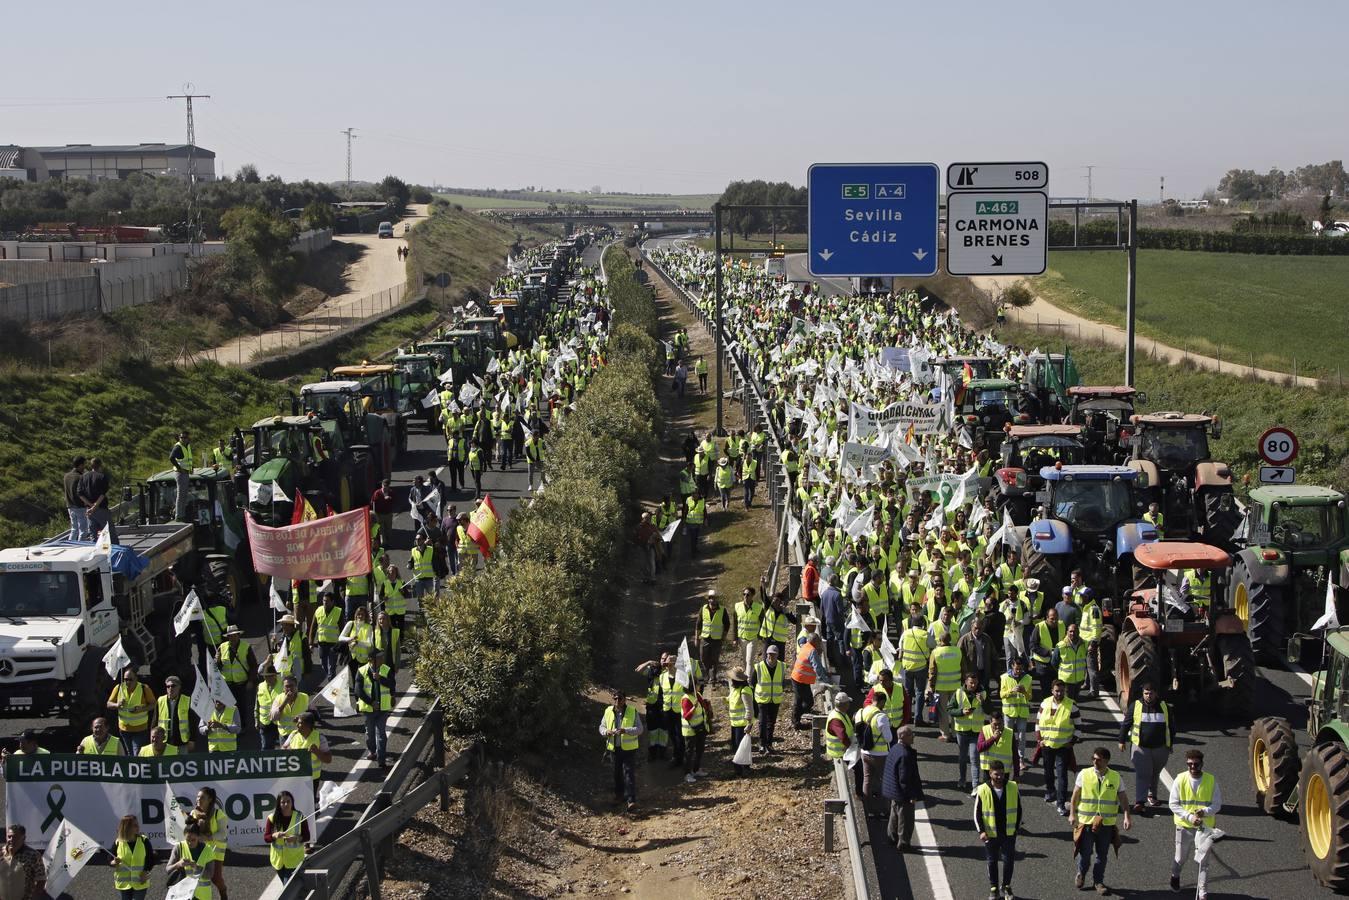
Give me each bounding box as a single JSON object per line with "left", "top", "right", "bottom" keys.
{"left": 808, "top": 162, "right": 940, "bottom": 277}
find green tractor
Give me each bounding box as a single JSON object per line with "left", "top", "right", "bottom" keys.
{"left": 421, "top": 331, "right": 487, "bottom": 381}
{"left": 392, "top": 352, "right": 441, "bottom": 433}
{"left": 247, "top": 415, "right": 359, "bottom": 526}
{"left": 132, "top": 463, "right": 258, "bottom": 607}
{"left": 1230, "top": 485, "right": 1349, "bottom": 659}
{"left": 1249, "top": 630, "right": 1349, "bottom": 891}
{"left": 956, "top": 378, "right": 1033, "bottom": 454}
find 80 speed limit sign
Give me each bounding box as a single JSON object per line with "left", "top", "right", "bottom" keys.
{"left": 1258, "top": 426, "right": 1299, "bottom": 466}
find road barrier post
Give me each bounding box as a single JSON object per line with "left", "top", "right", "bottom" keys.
{"left": 360, "top": 827, "right": 383, "bottom": 900}
{"left": 823, "top": 798, "right": 845, "bottom": 851}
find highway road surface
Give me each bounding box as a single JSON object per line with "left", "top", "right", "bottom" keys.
{"left": 0, "top": 239, "right": 602, "bottom": 899}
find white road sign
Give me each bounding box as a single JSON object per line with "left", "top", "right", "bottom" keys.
{"left": 1259, "top": 466, "right": 1296, "bottom": 485}
{"left": 945, "top": 191, "right": 1048, "bottom": 276}
{"left": 947, "top": 162, "right": 1049, "bottom": 192}
{"left": 1258, "top": 426, "right": 1299, "bottom": 465}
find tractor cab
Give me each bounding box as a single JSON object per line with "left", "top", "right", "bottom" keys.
{"left": 993, "top": 425, "right": 1087, "bottom": 524}
{"left": 1066, "top": 386, "right": 1143, "bottom": 464}
{"left": 421, "top": 331, "right": 486, "bottom": 379}
{"left": 391, "top": 354, "right": 442, "bottom": 434}
{"left": 1124, "top": 411, "right": 1235, "bottom": 544}
{"left": 933, "top": 356, "right": 995, "bottom": 383}
{"left": 330, "top": 364, "right": 411, "bottom": 453}
{"left": 299, "top": 380, "right": 392, "bottom": 481}
{"left": 1115, "top": 540, "right": 1251, "bottom": 715}
{"left": 958, "top": 378, "right": 1029, "bottom": 452}
{"left": 247, "top": 415, "right": 337, "bottom": 524}
{"left": 1022, "top": 352, "right": 1081, "bottom": 419}
{"left": 460, "top": 316, "right": 504, "bottom": 354}
{"left": 1127, "top": 412, "right": 1222, "bottom": 475}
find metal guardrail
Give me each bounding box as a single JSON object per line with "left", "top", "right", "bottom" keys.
{"left": 276, "top": 702, "right": 478, "bottom": 900}
{"left": 826, "top": 760, "right": 877, "bottom": 900}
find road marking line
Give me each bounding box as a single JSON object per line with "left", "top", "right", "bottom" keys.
{"left": 1101, "top": 693, "right": 1174, "bottom": 793}
{"left": 911, "top": 801, "right": 955, "bottom": 900}
{"left": 1288, "top": 661, "right": 1315, "bottom": 687}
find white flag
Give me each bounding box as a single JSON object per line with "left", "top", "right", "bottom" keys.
{"left": 269, "top": 580, "right": 290, "bottom": 614}
{"left": 675, "top": 637, "right": 693, "bottom": 689}
{"left": 968, "top": 502, "right": 990, "bottom": 530}
{"left": 42, "top": 817, "right": 100, "bottom": 898}
{"left": 1314, "top": 580, "right": 1340, "bottom": 631}
{"left": 164, "top": 787, "right": 190, "bottom": 846}
{"left": 1007, "top": 623, "right": 1027, "bottom": 660}
{"left": 274, "top": 632, "right": 291, "bottom": 675}
{"left": 247, "top": 478, "right": 266, "bottom": 504}
{"left": 318, "top": 779, "right": 358, "bottom": 813}
{"left": 173, "top": 589, "right": 202, "bottom": 637}
{"left": 459, "top": 382, "right": 481, "bottom": 406}
{"left": 319, "top": 668, "right": 358, "bottom": 719}
{"left": 842, "top": 740, "right": 862, "bottom": 769}
{"left": 271, "top": 480, "right": 290, "bottom": 504}
{"left": 988, "top": 509, "right": 1014, "bottom": 552}
{"left": 438, "top": 367, "right": 454, "bottom": 384}
{"left": 923, "top": 503, "right": 944, "bottom": 534}
{"left": 660, "top": 518, "right": 680, "bottom": 543}
{"left": 486, "top": 356, "right": 500, "bottom": 374}
{"left": 845, "top": 505, "right": 874, "bottom": 539}
{"left": 205, "top": 654, "right": 235, "bottom": 708}
{"left": 189, "top": 670, "right": 214, "bottom": 723}
{"left": 880, "top": 629, "right": 898, "bottom": 670}
{"left": 421, "top": 388, "right": 440, "bottom": 409}
{"left": 167, "top": 875, "right": 206, "bottom": 900}
{"left": 845, "top": 606, "right": 871, "bottom": 633}
{"left": 95, "top": 523, "right": 113, "bottom": 556}
{"left": 946, "top": 474, "right": 968, "bottom": 513}
{"left": 103, "top": 636, "right": 131, "bottom": 679}
{"left": 732, "top": 733, "right": 753, "bottom": 767}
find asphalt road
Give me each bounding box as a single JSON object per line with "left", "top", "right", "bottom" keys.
{"left": 0, "top": 239, "right": 602, "bottom": 899}
{"left": 648, "top": 239, "right": 1337, "bottom": 899}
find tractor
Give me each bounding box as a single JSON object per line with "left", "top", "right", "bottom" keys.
{"left": 1113, "top": 541, "right": 1254, "bottom": 716}
{"left": 330, "top": 363, "right": 412, "bottom": 455}
{"left": 956, "top": 378, "right": 1034, "bottom": 453}
{"left": 1019, "top": 463, "right": 1158, "bottom": 609}
{"left": 1021, "top": 351, "right": 1081, "bottom": 422}
{"left": 931, "top": 355, "right": 996, "bottom": 383}
{"left": 991, "top": 424, "right": 1088, "bottom": 525}
{"left": 390, "top": 353, "right": 441, "bottom": 433}
{"left": 1123, "top": 412, "right": 1240, "bottom": 548}
{"left": 421, "top": 331, "right": 488, "bottom": 382}
{"left": 1064, "top": 386, "right": 1144, "bottom": 464}
{"left": 247, "top": 415, "right": 357, "bottom": 525}
{"left": 1249, "top": 629, "right": 1349, "bottom": 891}
{"left": 297, "top": 379, "right": 392, "bottom": 491}
{"left": 1230, "top": 485, "right": 1349, "bottom": 660}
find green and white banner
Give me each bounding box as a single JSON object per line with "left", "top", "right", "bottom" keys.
{"left": 4, "top": 752, "right": 314, "bottom": 850}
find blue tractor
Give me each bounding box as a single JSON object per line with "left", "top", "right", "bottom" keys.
{"left": 1019, "top": 464, "right": 1160, "bottom": 684}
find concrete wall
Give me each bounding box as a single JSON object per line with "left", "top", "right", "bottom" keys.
{"left": 0, "top": 275, "right": 99, "bottom": 321}
{"left": 97, "top": 255, "right": 188, "bottom": 312}
{"left": 290, "top": 228, "right": 333, "bottom": 255}
{"left": 0, "top": 260, "right": 92, "bottom": 284}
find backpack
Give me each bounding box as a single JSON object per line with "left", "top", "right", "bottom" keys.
{"left": 856, "top": 711, "right": 875, "bottom": 751}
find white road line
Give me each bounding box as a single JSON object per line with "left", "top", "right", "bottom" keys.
{"left": 1287, "top": 661, "right": 1315, "bottom": 688}
{"left": 911, "top": 801, "right": 956, "bottom": 900}
{"left": 1101, "top": 693, "right": 1174, "bottom": 793}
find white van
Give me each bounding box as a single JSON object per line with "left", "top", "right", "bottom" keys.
{"left": 377, "top": 221, "right": 394, "bottom": 238}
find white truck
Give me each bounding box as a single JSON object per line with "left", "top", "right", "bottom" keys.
{"left": 0, "top": 524, "right": 195, "bottom": 728}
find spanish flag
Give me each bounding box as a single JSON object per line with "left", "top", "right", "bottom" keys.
{"left": 962, "top": 360, "right": 975, "bottom": 386}
{"left": 467, "top": 494, "right": 500, "bottom": 558}
{"left": 904, "top": 421, "right": 916, "bottom": 446}
{"left": 290, "top": 492, "right": 320, "bottom": 525}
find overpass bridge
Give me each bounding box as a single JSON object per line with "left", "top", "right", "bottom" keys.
{"left": 478, "top": 208, "right": 713, "bottom": 226}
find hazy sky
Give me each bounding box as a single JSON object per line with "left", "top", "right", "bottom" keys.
{"left": 4, "top": 1, "right": 1345, "bottom": 200}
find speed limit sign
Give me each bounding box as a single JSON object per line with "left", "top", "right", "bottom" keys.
{"left": 1258, "top": 426, "right": 1299, "bottom": 466}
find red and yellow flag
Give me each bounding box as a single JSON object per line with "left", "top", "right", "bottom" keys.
{"left": 904, "top": 421, "right": 916, "bottom": 446}
{"left": 290, "top": 492, "right": 320, "bottom": 525}
{"left": 467, "top": 494, "right": 500, "bottom": 558}
{"left": 962, "top": 361, "right": 975, "bottom": 386}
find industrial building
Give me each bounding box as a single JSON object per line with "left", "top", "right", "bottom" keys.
{"left": 0, "top": 143, "right": 215, "bottom": 182}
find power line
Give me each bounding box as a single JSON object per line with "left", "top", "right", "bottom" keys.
{"left": 167, "top": 86, "right": 210, "bottom": 242}
{"left": 341, "top": 128, "right": 357, "bottom": 187}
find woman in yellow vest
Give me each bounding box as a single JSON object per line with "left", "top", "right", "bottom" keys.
{"left": 166, "top": 822, "right": 218, "bottom": 900}
{"left": 339, "top": 605, "right": 374, "bottom": 694}
{"left": 727, "top": 668, "right": 755, "bottom": 777}
{"left": 264, "top": 789, "right": 310, "bottom": 883}
{"left": 109, "top": 814, "right": 153, "bottom": 900}
{"left": 188, "top": 787, "right": 229, "bottom": 899}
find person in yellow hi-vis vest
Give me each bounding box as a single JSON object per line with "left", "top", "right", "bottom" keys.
{"left": 263, "top": 789, "right": 311, "bottom": 883}
{"left": 106, "top": 665, "right": 154, "bottom": 755}
{"left": 357, "top": 647, "right": 396, "bottom": 767}
{"left": 1070, "top": 745, "right": 1132, "bottom": 892}
{"left": 599, "top": 689, "right": 644, "bottom": 812}
{"left": 78, "top": 717, "right": 122, "bottom": 755}
{"left": 110, "top": 814, "right": 154, "bottom": 897}
{"left": 1036, "top": 680, "right": 1081, "bottom": 817}
{"left": 166, "top": 822, "right": 218, "bottom": 900}
{"left": 1169, "top": 749, "right": 1221, "bottom": 897}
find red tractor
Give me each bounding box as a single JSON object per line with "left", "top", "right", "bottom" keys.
{"left": 1064, "top": 385, "right": 1142, "bottom": 465}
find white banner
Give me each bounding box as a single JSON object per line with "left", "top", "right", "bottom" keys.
{"left": 848, "top": 400, "right": 944, "bottom": 441}
{"left": 840, "top": 441, "right": 894, "bottom": 480}
{"left": 4, "top": 752, "right": 313, "bottom": 850}
{"left": 879, "top": 347, "right": 910, "bottom": 371}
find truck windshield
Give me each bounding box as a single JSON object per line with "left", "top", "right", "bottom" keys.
{"left": 1140, "top": 428, "right": 1209, "bottom": 469}
{"left": 1272, "top": 504, "right": 1345, "bottom": 549}
{"left": 1051, "top": 479, "right": 1134, "bottom": 532}
{"left": 0, "top": 572, "right": 82, "bottom": 616}
{"left": 402, "top": 359, "right": 434, "bottom": 381}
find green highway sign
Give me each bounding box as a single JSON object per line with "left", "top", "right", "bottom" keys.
{"left": 842, "top": 183, "right": 869, "bottom": 200}
{"left": 976, "top": 200, "right": 1019, "bottom": 215}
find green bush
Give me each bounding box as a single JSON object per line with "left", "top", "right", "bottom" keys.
{"left": 1047, "top": 219, "right": 1349, "bottom": 255}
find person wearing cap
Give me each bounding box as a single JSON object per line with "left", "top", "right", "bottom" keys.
{"left": 285, "top": 711, "right": 333, "bottom": 804}
{"left": 357, "top": 647, "right": 397, "bottom": 766}
{"left": 274, "top": 615, "right": 306, "bottom": 679}
{"left": 714, "top": 456, "right": 734, "bottom": 510}
{"left": 270, "top": 676, "right": 311, "bottom": 744}
{"left": 311, "top": 590, "right": 345, "bottom": 681}
{"left": 735, "top": 587, "right": 765, "bottom": 675}
{"left": 883, "top": 723, "right": 924, "bottom": 850}
{"left": 695, "top": 590, "right": 729, "bottom": 684}
{"left": 1055, "top": 583, "right": 1082, "bottom": 631}
{"left": 159, "top": 675, "right": 195, "bottom": 753}
{"left": 217, "top": 626, "right": 256, "bottom": 732}
{"left": 107, "top": 665, "right": 155, "bottom": 755}
{"left": 255, "top": 662, "right": 281, "bottom": 750}
{"left": 727, "top": 669, "right": 755, "bottom": 777}
{"left": 825, "top": 693, "right": 855, "bottom": 760}
{"left": 789, "top": 631, "right": 824, "bottom": 729}
{"left": 600, "top": 689, "right": 644, "bottom": 809}
{"left": 751, "top": 645, "right": 785, "bottom": 753}
{"left": 634, "top": 656, "right": 669, "bottom": 759}
{"left": 201, "top": 697, "right": 241, "bottom": 754}
{"left": 139, "top": 725, "right": 178, "bottom": 757}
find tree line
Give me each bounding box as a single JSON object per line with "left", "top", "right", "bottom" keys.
{"left": 1216, "top": 160, "right": 1347, "bottom": 202}
{"left": 716, "top": 180, "right": 807, "bottom": 237}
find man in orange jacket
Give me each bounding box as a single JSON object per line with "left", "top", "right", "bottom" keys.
{"left": 791, "top": 628, "right": 825, "bottom": 728}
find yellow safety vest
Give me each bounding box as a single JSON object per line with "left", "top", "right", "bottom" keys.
{"left": 858, "top": 703, "right": 890, "bottom": 754}
{"left": 979, "top": 724, "right": 1013, "bottom": 771}
{"left": 410, "top": 546, "right": 435, "bottom": 580}
{"left": 930, "top": 646, "right": 962, "bottom": 693}
{"left": 138, "top": 743, "right": 179, "bottom": 757}
{"left": 1037, "top": 698, "right": 1075, "bottom": 749}
{"left": 735, "top": 600, "right": 763, "bottom": 639}
{"left": 316, "top": 606, "right": 343, "bottom": 644}
{"left": 202, "top": 604, "right": 228, "bottom": 647}
{"left": 274, "top": 693, "right": 310, "bottom": 741}
{"left": 1056, "top": 639, "right": 1088, "bottom": 684}
{"left": 78, "top": 735, "right": 121, "bottom": 755}
{"left": 1184, "top": 569, "right": 1211, "bottom": 607}
{"left": 952, "top": 688, "right": 983, "bottom": 732}
{"left": 715, "top": 465, "right": 734, "bottom": 490}
{"left": 975, "top": 781, "right": 1020, "bottom": 838}
{"left": 1077, "top": 767, "right": 1122, "bottom": 825}
{"left": 863, "top": 582, "right": 891, "bottom": 618}
{"left": 727, "top": 686, "right": 753, "bottom": 728}
{"left": 754, "top": 661, "right": 784, "bottom": 704}
{"left": 1079, "top": 602, "right": 1102, "bottom": 642}
{"left": 206, "top": 706, "right": 238, "bottom": 752}
{"left": 700, "top": 605, "right": 726, "bottom": 640}
{"left": 1173, "top": 772, "right": 1217, "bottom": 829}
{"left": 358, "top": 663, "right": 394, "bottom": 713}
{"left": 256, "top": 680, "right": 278, "bottom": 726}
{"left": 158, "top": 694, "right": 192, "bottom": 744}
{"left": 383, "top": 581, "right": 407, "bottom": 616}
{"left": 900, "top": 627, "right": 931, "bottom": 671}
{"left": 685, "top": 496, "right": 706, "bottom": 525}
{"left": 999, "top": 673, "right": 1032, "bottom": 720}
{"left": 286, "top": 728, "right": 323, "bottom": 781}
{"left": 349, "top": 622, "right": 373, "bottom": 664}
{"left": 176, "top": 840, "right": 216, "bottom": 899}
{"left": 680, "top": 694, "right": 706, "bottom": 737}
{"left": 660, "top": 671, "right": 685, "bottom": 713}
{"left": 1129, "top": 700, "right": 1172, "bottom": 747}
{"left": 113, "top": 682, "right": 151, "bottom": 733}
{"left": 1033, "top": 620, "right": 1062, "bottom": 664}
{"left": 219, "top": 641, "right": 248, "bottom": 684}
{"left": 268, "top": 811, "right": 306, "bottom": 871}
{"left": 602, "top": 705, "right": 640, "bottom": 752}
{"left": 113, "top": 836, "right": 151, "bottom": 890}
{"left": 825, "top": 710, "right": 854, "bottom": 759}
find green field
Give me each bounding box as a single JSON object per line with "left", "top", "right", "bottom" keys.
{"left": 1033, "top": 250, "right": 1349, "bottom": 378}
{"left": 435, "top": 189, "right": 718, "bottom": 211}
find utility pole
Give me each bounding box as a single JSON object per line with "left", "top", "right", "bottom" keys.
{"left": 1160, "top": 175, "right": 1165, "bottom": 205}
{"left": 167, "top": 85, "right": 209, "bottom": 243}
{"left": 341, "top": 128, "right": 358, "bottom": 188}
{"left": 1083, "top": 165, "right": 1095, "bottom": 202}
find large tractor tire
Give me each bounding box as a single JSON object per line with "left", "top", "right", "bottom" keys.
{"left": 1097, "top": 622, "right": 1118, "bottom": 687}
{"left": 1233, "top": 561, "right": 1287, "bottom": 661}
{"left": 1216, "top": 633, "right": 1256, "bottom": 717}
{"left": 1298, "top": 742, "right": 1349, "bottom": 890}
{"left": 1115, "top": 629, "right": 1160, "bottom": 710}
{"left": 1250, "top": 716, "right": 1299, "bottom": 815}
{"left": 1020, "top": 532, "right": 1063, "bottom": 599}
{"left": 1201, "top": 486, "right": 1241, "bottom": 551}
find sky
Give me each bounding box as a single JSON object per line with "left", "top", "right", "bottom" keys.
{"left": 3, "top": 1, "right": 1346, "bottom": 201}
